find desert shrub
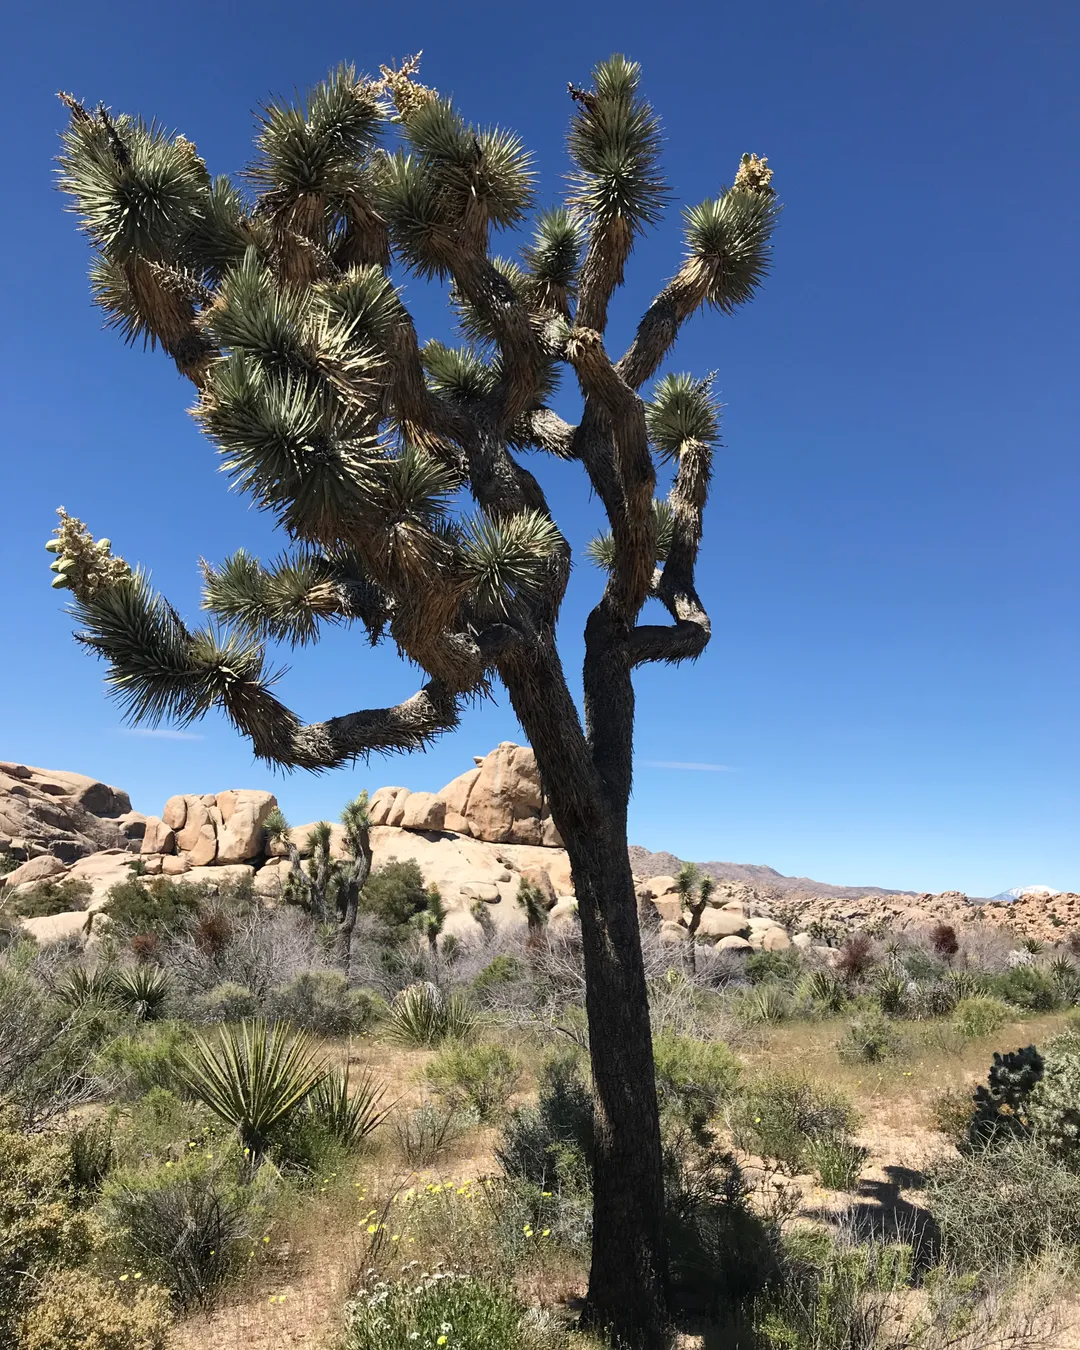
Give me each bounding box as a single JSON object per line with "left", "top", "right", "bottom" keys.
{"left": 0, "top": 1123, "right": 98, "bottom": 1343}
{"left": 343, "top": 1273, "right": 565, "bottom": 1350}
{"left": 907, "top": 978, "right": 964, "bottom": 1021}
{"left": 806, "top": 1135, "right": 868, "bottom": 1190}
{"left": 663, "top": 1134, "right": 779, "bottom": 1312}
{"left": 471, "top": 953, "right": 526, "bottom": 997}
{"left": 836, "top": 1011, "right": 906, "bottom": 1063}
{"left": 18, "top": 1268, "right": 170, "bottom": 1350}
{"left": 952, "top": 995, "right": 1010, "bottom": 1040}
{"left": 306, "top": 1066, "right": 388, "bottom": 1149}
{"left": 930, "top": 1086, "right": 976, "bottom": 1145}
{"left": 189, "top": 981, "right": 261, "bottom": 1023}
{"left": 268, "top": 970, "right": 377, "bottom": 1035}
{"left": 967, "top": 1044, "right": 1043, "bottom": 1150}
{"left": 387, "top": 982, "right": 476, "bottom": 1047}
{"left": 989, "top": 964, "right": 1060, "bottom": 1013}
{"left": 358, "top": 859, "right": 429, "bottom": 932}
{"left": 426, "top": 1041, "right": 521, "bottom": 1122}
{"left": 102, "top": 877, "right": 204, "bottom": 939}
{"left": 68, "top": 1118, "right": 115, "bottom": 1196}
{"left": 745, "top": 949, "right": 802, "bottom": 986}
{"left": 731, "top": 1074, "right": 858, "bottom": 1175}
{"left": 113, "top": 1087, "right": 218, "bottom": 1165}
{"left": 927, "top": 1141, "right": 1080, "bottom": 1270}
{"left": 394, "top": 1100, "right": 472, "bottom": 1165}
{"left": 102, "top": 1164, "right": 253, "bottom": 1309}
{"left": 56, "top": 966, "right": 119, "bottom": 1010}
{"left": 10, "top": 878, "right": 93, "bottom": 918}
{"left": 930, "top": 922, "right": 959, "bottom": 958}
{"left": 497, "top": 1052, "right": 594, "bottom": 1190}
{"left": 753, "top": 1232, "right": 914, "bottom": 1350}
{"left": 179, "top": 1020, "right": 325, "bottom": 1164}
{"left": 653, "top": 1033, "right": 741, "bottom": 1137}
{"left": 97, "top": 1021, "right": 190, "bottom": 1096}
{"left": 836, "top": 933, "right": 875, "bottom": 981}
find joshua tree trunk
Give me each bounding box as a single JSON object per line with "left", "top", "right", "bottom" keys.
{"left": 506, "top": 645, "right": 667, "bottom": 1342}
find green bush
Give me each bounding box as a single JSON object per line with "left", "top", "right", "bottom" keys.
{"left": 18, "top": 1268, "right": 170, "bottom": 1350}
{"left": 471, "top": 954, "right": 526, "bottom": 997}
{"left": 497, "top": 1052, "right": 594, "bottom": 1191}
{"left": 0, "top": 1123, "right": 97, "bottom": 1344}
{"left": 731, "top": 1074, "right": 859, "bottom": 1175}
{"left": 427, "top": 1041, "right": 522, "bottom": 1123}
{"left": 836, "top": 1012, "right": 906, "bottom": 1063}
{"left": 952, "top": 995, "right": 1010, "bottom": 1040}
{"left": 189, "top": 982, "right": 261, "bottom": 1023}
{"left": 393, "top": 1101, "right": 472, "bottom": 1165}
{"left": 102, "top": 1163, "right": 253, "bottom": 1310}
{"left": 268, "top": 970, "right": 377, "bottom": 1035}
{"left": 97, "top": 1022, "right": 191, "bottom": 1097}
{"left": 343, "top": 1274, "right": 565, "bottom": 1350}
{"left": 653, "top": 1033, "right": 740, "bottom": 1137}
{"left": 387, "top": 982, "right": 476, "bottom": 1047}
{"left": 9, "top": 878, "right": 93, "bottom": 918}
{"left": 358, "top": 859, "right": 429, "bottom": 932}
{"left": 929, "top": 1086, "right": 975, "bottom": 1145}
{"left": 927, "top": 1140, "right": 1080, "bottom": 1270}
{"left": 745, "top": 949, "right": 802, "bottom": 986}
{"left": 989, "top": 963, "right": 1061, "bottom": 1013}
{"left": 798, "top": 970, "right": 849, "bottom": 1016}
{"left": 102, "top": 877, "right": 204, "bottom": 939}
{"left": 114, "top": 1087, "right": 218, "bottom": 1165}
{"left": 806, "top": 1135, "right": 868, "bottom": 1190}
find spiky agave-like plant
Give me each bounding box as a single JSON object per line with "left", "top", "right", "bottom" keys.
{"left": 51, "top": 55, "right": 779, "bottom": 1345}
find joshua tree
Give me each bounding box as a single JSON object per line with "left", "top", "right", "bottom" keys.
{"left": 265, "top": 793, "right": 372, "bottom": 963}
{"left": 516, "top": 875, "right": 551, "bottom": 942}
{"left": 413, "top": 884, "right": 447, "bottom": 955}
{"left": 49, "top": 55, "right": 778, "bottom": 1344}
{"left": 675, "top": 862, "right": 715, "bottom": 974}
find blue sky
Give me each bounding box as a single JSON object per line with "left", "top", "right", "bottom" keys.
{"left": 2, "top": 0, "right": 1077, "bottom": 896}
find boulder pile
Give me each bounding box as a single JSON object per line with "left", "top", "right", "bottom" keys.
{"left": 0, "top": 762, "right": 145, "bottom": 871}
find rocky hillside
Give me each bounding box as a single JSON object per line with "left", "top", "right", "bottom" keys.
{"left": 628, "top": 844, "right": 916, "bottom": 901}
{"left": 1, "top": 745, "right": 1071, "bottom": 950}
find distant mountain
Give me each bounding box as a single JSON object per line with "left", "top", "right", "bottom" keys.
{"left": 990, "top": 885, "right": 1061, "bottom": 903}
{"left": 627, "top": 844, "right": 916, "bottom": 901}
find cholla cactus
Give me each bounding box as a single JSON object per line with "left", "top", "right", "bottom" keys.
{"left": 967, "top": 1044, "right": 1044, "bottom": 1151}
{"left": 51, "top": 56, "right": 779, "bottom": 1345}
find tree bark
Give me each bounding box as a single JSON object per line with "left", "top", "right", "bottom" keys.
{"left": 501, "top": 641, "right": 668, "bottom": 1350}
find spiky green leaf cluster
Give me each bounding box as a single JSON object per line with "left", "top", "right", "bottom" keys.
{"left": 585, "top": 499, "right": 674, "bottom": 571}
{"left": 376, "top": 97, "right": 534, "bottom": 277}
{"left": 247, "top": 63, "right": 381, "bottom": 206}
{"left": 683, "top": 187, "right": 780, "bottom": 312}
{"left": 422, "top": 341, "right": 497, "bottom": 402}
{"left": 459, "top": 510, "right": 563, "bottom": 617}
{"left": 521, "top": 207, "right": 585, "bottom": 311}
{"left": 200, "top": 548, "right": 341, "bottom": 647}
{"left": 646, "top": 373, "right": 721, "bottom": 462}
{"left": 568, "top": 55, "right": 667, "bottom": 233}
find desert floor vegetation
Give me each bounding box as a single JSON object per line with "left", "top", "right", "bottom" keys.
{"left": 4, "top": 864, "right": 1080, "bottom": 1349}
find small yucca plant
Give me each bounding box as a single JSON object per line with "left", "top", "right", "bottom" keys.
{"left": 387, "top": 982, "right": 476, "bottom": 1047}
{"left": 179, "top": 1019, "right": 326, "bottom": 1165}
{"left": 56, "top": 967, "right": 118, "bottom": 1009}
{"left": 113, "top": 965, "right": 171, "bottom": 1020}
{"left": 307, "top": 1065, "right": 390, "bottom": 1149}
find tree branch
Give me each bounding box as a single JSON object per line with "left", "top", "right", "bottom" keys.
{"left": 567, "top": 329, "right": 655, "bottom": 618}
{"left": 616, "top": 263, "right": 710, "bottom": 391}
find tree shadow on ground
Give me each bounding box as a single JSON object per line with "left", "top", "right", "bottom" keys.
{"left": 802, "top": 1164, "right": 942, "bottom": 1273}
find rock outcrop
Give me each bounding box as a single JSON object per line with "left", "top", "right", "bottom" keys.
{"left": 0, "top": 762, "right": 145, "bottom": 864}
